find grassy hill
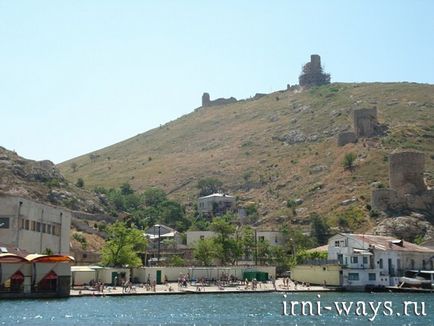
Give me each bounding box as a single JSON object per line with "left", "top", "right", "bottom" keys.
{"left": 58, "top": 82, "right": 434, "bottom": 231}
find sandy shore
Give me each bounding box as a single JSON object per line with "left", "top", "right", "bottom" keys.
{"left": 70, "top": 279, "right": 333, "bottom": 297}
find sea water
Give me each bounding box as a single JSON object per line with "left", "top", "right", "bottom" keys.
{"left": 0, "top": 292, "right": 432, "bottom": 325}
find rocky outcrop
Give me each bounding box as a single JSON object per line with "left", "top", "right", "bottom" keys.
{"left": 374, "top": 214, "right": 434, "bottom": 242}
{"left": 0, "top": 146, "right": 107, "bottom": 215}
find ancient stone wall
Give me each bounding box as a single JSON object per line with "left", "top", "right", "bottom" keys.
{"left": 337, "top": 131, "right": 357, "bottom": 146}
{"left": 389, "top": 151, "right": 426, "bottom": 195}
{"left": 371, "top": 188, "right": 403, "bottom": 212}
{"left": 201, "top": 92, "right": 237, "bottom": 107}
{"left": 372, "top": 151, "right": 433, "bottom": 216}
{"left": 353, "top": 108, "right": 378, "bottom": 138}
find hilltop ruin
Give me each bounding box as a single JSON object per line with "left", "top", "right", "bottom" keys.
{"left": 202, "top": 92, "right": 237, "bottom": 107}
{"left": 298, "top": 54, "right": 331, "bottom": 87}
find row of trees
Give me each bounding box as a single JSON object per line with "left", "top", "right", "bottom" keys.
{"left": 193, "top": 214, "right": 328, "bottom": 269}
{"left": 100, "top": 213, "right": 329, "bottom": 268}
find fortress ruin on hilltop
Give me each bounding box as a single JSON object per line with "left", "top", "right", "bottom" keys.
{"left": 298, "top": 54, "right": 331, "bottom": 87}
{"left": 202, "top": 92, "right": 237, "bottom": 107}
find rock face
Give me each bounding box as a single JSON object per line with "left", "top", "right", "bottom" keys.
{"left": 374, "top": 215, "right": 434, "bottom": 242}
{"left": 0, "top": 146, "right": 106, "bottom": 214}
{"left": 298, "top": 54, "right": 331, "bottom": 87}
{"left": 372, "top": 150, "right": 434, "bottom": 216}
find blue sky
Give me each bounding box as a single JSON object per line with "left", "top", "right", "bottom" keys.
{"left": 1, "top": 1, "right": 433, "bottom": 163}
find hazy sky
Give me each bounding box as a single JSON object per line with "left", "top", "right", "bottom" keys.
{"left": 1, "top": 1, "right": 433, "bottom": 164}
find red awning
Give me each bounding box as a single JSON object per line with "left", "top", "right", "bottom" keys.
{"left": 11, "top": 271, "right": 24, "bottom": 281}
{"left": 44, "top": 271, "right": 58, "bottom": 280}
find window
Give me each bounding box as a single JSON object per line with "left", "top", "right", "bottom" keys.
{"left": 334, "top": 241, "right": 340, "bottom": 247}
{"left": 41, "top": 223, "right": 46, "bottom": 233}
{"left": 36, "top": 222, "right": 41, "bottom": 232}
{"left": 369, "top": 273, "right": 376, "bottom": 281}
{"left": 379, "top": 259, "right": 383, "bottom": 269}
{"left": 25, "top": 219, "right": 30, "bottom": 230}
{"left": 0, "top": 217, "right": 10, "bottom": 229}
{"left": 351, "top": 256, "right": 358, "bottom": 264}
{"left": 31, "top": 221, "right": 36, "bottom": 231}
{"left": 411, "top": 259, "right": 415, "bottom": 269}
{"left": 363, "top": 257, "right": 368, "bottom": 264}
{"left": 348, "top": 273, "right": 359, "bottom": 281}
{"left": 259, "top": 236, "right": 265, "bottom": 242}
{"left": 47, "top": 225, "right": 52, "bottom": 234}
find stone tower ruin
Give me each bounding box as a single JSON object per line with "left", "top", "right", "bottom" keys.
{"left": 202, "top": 92, "right": 211, "bottom": 107}
{"left": 353, "top": 108, "right": 378, "bottom": 138}
{"left": 389, "top": 151, "right": 426, "bottom": 196}
{"left": 372, "top": 150, "right": 433, "bottom": 216}
{"left": 298, "top": 54, "right": 331, "bottom": 87}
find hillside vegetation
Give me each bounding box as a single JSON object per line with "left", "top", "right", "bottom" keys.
{"left": 58, "top": 83, "right": 434, "bottom": 232}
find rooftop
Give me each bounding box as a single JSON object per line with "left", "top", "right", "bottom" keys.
{"left": 343, "top": 233, "right": 434, "bottom": 253}
{"left": 198, "top": 193, "right": 235, "bottom": 199}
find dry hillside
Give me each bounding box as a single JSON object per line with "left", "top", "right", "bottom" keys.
{"left": 58, "top": 83, "right": 434, "bottom": 232}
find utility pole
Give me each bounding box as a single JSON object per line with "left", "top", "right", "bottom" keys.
{"left": 255, "top": 229, "right": 258, "bottom": 265}
{"left": 157, "top": 225, "right": 161, "bottom": 263}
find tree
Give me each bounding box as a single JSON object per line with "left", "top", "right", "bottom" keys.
{"left": 169, "top": 255, "right": 185, "bottom": 266}
{"left": 193, "top": 238, "right": 215, "bottom": 266}
{"left": 197, "top": 178, "right": 223, "bottom": 197}
{"left": 143, "top": 187, "right": 167, "bottom": 207}
{"left": 310, "top": 213, "right": 330, "bottom": 246}
{"left": 76, "top": 178, "right": 84, "bottom": 188}
{"left": 209, "top": 215, "right": 240, "bottom": 265}
{"left": 343, "top": 152, "right": 357, "bottom": 172}
{"left": 160, "top": 200, "right": 185, "bottom": 229}
{"left": 101, "top": 221, "right": 147, "bottom": 267}
{"left": 120, "top": 183, "right": 134, "bottom": 195}
{"left": 257, "top": 239, "right": 272, "bottom": 265}
{"left": 240, "top": 227, "right": 255, "bottom": 260}
{"left": 71, "top": 162, "right": 78, "bottom": 173}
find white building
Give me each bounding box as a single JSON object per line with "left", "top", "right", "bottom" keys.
{"left": 186, "top": 230, "right": 286, "bottom": 248}
{"left": 328, "top": 233, "right": 434, "bottom": 288}
{"left": 0, "top": 195, "right": 71, "bottom": 255}
{"left": 197, "top": 193, "right": 236, "bottom": 216}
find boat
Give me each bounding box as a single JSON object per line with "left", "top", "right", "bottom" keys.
{"left": 398, "top": 270, "right": 433, "bottom": 289}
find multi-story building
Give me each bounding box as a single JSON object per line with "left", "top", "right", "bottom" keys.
{"left": 197, "top": 193, "right": 236, "bottom": 217}
{"left": 186, "top": 230, "right": 286, "bottom": 248}
{"left": 0, "top": 195, "right": 71, "bottom": 255}
{"left": 328, "top": 233, "right": 434, "bottom": 288}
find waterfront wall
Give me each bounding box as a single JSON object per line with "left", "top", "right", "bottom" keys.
{"left": 132, "top": 266, "right": 276, "bottom": 283}
{"left": 291, "top": 264, "right": 341, "bottom": 286}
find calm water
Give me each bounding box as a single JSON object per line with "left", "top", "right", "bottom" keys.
{"left": 0, "top": 292, "right": 432, "bottom": 325}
